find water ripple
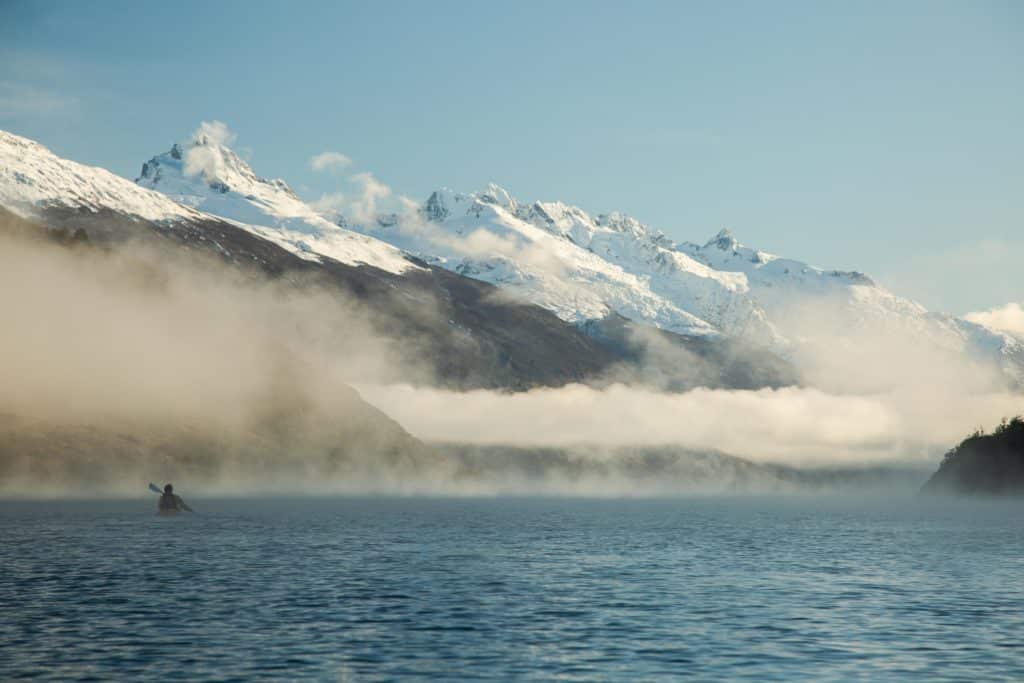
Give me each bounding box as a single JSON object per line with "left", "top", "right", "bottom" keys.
{"left": 1, "top": 496, "right": 1023, "bottom": 681}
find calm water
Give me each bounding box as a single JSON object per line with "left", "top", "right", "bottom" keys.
{"left": 1, "top": 496, "right": 1022, "bottom": 681}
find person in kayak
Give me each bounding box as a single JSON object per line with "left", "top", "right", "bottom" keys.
{"left": 158, "top": 484, "right": 193, "bottom": 515}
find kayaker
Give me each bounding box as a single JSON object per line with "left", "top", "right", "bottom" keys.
{"left": 158, "top": 484, "right": 193, "bottom": 515}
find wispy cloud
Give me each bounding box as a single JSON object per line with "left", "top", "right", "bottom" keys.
{"left": 310, "top": 191, "right": 346, "bottom": 215}
{"left": 965, "top": 302, "right": 1024, "bottom": 340}
{"left": 309, "top": 151, "right": 352, "bottom": 172}
{"left": 190, "top": 120, "right": 235, "bottom": 146}
{"left": 346, "top": 171, "right": 392, "bottom": 224}
{"left": 0, "top": 81, "right": 78, "bottom": 118}
{"left": 0, "top": 48, "right": 112, "bottom": 124}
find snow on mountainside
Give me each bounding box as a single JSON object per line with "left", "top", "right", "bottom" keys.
{"left": 126, "top": 124, "right": 1022, "bottom": 384}
{"left": 0, "top": 129, "right": 415, "bottom": 275}
{"left": 0, "top": 130, "right": 200, "bottom": 223}
{"left": 128, "top": 130, "right": 1001, "bottom": 370}
{"left": 680, "top": 228, "right": 924, "bottom": 322}
{"left": 134, "top": 133, "right": 417, "bottom": 275}
{"left": 364, "top": 185, "right": 782, "bottom": 344}
{"left": 680, "top": 228, "right": 1024, "bottom": 385}
{"left": 132, "top": 134, "right": 777, "bottom": 343}
{"left": 4, "top": 126, "right": 1017, "bottom": 387}
{"left": 359, "top": 184, "right": 1023, "bottom": 385}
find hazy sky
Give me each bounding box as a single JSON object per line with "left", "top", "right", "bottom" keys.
{"left": 1, "top": 0, "right": 1020, "bottom": 314}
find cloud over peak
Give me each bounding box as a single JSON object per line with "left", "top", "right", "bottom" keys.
{"left": 183, "top": 120, "right": 237, "bottom": 178}
{"left": 309, "top": 151, "right": 352, "bottom": 172}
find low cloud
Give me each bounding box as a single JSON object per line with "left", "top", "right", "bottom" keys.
{"left": 0, "top": 226, "right": 430, "bottom": 429}
{"left": 965, "top": 302, "right": 1024, "bottom": 340}
{"left": 346, "top": 171, "right": 392, "bottom": 224}
{"left": 1, "top": 212, "right": 1019, "bottom": 495}
{"left": 304, "top": 166, "right": 570, "bottom": 285}
{"left": 0, "top": 221, "right": 450, "bottom": 495}
{"left": 358, "top": 294, "right": 1024, "bottom": 469}
{"left": 310, "top": 191, "right": 346, "bottom": 215}
{"left": 387, "top": 195, "right": 570, "bottom": 280}
{"left": 358, "top": 381, "right": 1021, "bottom": 468}
{"left": 190, "top": 119, "right": 235, "bottom": 147}
{"left": 309, "top": 151, "right": 352, "bottom": 172}
{"left": 183, "top": 120, "right": 236, "bottom": 178}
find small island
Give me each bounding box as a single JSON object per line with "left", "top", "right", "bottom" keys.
{"left": 923, "top": 417, "right": 1024, "bottom": 495}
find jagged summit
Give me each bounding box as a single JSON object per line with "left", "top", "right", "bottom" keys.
{"left": 705, "top": 228, "right": 740, "bottom": 251}
{"left": 135, "top": 135, "right": 417, "bottom": 274}
{"left": 477, "top": 183, "right": 518, "bottom": 211}
{"left": 138, "top": 137, "right": 298, "bottom": 205}
{"left": 369, "top": 179, "right": 1021, "bottom": 378}
{"left": 423, "top": 184, "right": 529, "bottom": 223}
{"left": 353, "top": 180, "right": 1019, "bottom": 384}
{"left": 358, "top": 183, "right": 776, "bottom": 342}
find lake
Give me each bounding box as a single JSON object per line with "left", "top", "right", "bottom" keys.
{"left": 1, "top": 495, "right": 1022, "bottom": 680}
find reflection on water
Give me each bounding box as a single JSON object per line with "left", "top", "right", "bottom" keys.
{"left": 1, "top": 496, "right": 1022, "bottom": 681}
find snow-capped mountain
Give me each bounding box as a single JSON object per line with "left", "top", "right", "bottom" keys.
{"left": 3, "top": 126, "right": 1019, "bottom": 389}
{"left": 0, "top": 130, "right": 202, "bottom": 224}
{"left": 680, "top": 228, "right": 926, "bottom": 327}
{"left": 370, "top": 185, "right": 784, "bottom": 345}
{"left": 126, "top": 131, "right": 1023, "bottom": 386}
{"left": 0, "top": 130, "right": 414, "bottom": 275}
{"left": 132, "top": 137, "right": 779, "bottom": 344}
{"left": 0, "top": 128, "right": 645, "bottom": 390}
{"left": 133, "top": 133, "right": 417, "bottom": 274}
{"left": 680, "top": 227, "right": 1024, "bottom": 386}
{"left": 356, "top": 185, "right": 1020, "bottom": 384}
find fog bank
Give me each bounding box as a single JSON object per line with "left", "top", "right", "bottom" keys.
{"left": 358, "top": 383, "right": 1020, "bottom": 467}
{"left": 1, "top": 217, "right": 1020, "bottom": 496}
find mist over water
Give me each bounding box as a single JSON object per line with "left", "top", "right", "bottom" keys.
{"left": 0, "top": 221, "right": 1020, "bottom": 496}
{"left": 357, "top": 381, "right": 1021, "bottom": 469}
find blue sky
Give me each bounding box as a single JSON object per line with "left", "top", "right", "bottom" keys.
{"left": 1, "top": 0, "right": 1021, "bottom": 313}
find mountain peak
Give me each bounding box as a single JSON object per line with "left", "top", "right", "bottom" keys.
{"left": 137, "top": 134, "right": 300, "bottom": 202}
{"left": 477, "top": 183, "right": 518, "bottom": 211}
{"left": 705, "top": 228, "right": 739, "bottom": 251}
{"left": 131, "top": 130, "right": 417, "bottom": 274}
{"left": 423, "top": 188, "right": 455, "bottom": 221}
